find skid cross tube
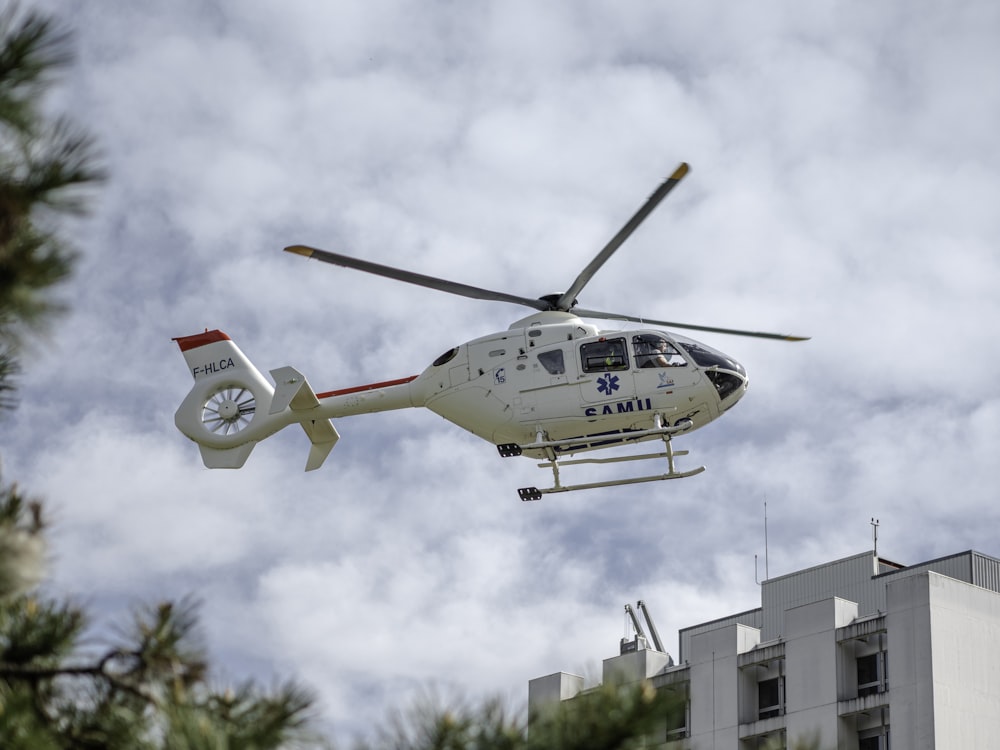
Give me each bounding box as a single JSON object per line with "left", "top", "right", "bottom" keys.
{"left": 516, "top": 414, "right": 704, "bottom": 500}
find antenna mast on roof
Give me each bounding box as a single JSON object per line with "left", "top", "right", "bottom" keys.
{"left": 764, "top": 499, "right": 770, "bottom": 580}
{"left": 871, "top": 517, "right": 880, "bottom": 559}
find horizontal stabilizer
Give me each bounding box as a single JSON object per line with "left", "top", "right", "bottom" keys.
{"left": 199, "top": 442, "right": 255, "bottom": 469}
{"left": 269, "top": 366, "right": 321, "bottom": 414}
{"left": 268, "top": 365, "right": 340, "bottom": 470}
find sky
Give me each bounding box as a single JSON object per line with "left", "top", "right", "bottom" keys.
{"left": 6, "top": 0, "right": 1000, "bottom": 741}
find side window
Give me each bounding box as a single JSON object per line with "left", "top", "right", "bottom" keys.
{"left": 757, "top": 676, "right": 784, "bottom": 720}
{"left": 537, "top": 349, "right": 565, "bottom": 375}
{"left": 632, "top": 334, "right": 687, "bottom": 368}
{"left": 580, "top": 338, "right": 628, "bottom": 373}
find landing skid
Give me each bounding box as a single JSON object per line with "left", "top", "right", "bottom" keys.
{"left": 501, "top": 415, "right": 705, "bottom": 501}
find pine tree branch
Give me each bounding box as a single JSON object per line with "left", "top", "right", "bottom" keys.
{"left": 0, "top": 5, "right": 73, "bottom": 132}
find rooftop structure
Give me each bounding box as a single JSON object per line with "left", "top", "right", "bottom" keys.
{"left": 529, "top": 549, "right": 1000, "bottom": 749}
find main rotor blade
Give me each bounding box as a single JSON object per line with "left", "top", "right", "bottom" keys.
{"left": 285, "top": 245, "right": 550, "bottom": 311}
{"left": 555, "top": 163, "right": 690, "bottom": 312}
{"left": 571, "top": 306, "right": 810, "bottom": 341}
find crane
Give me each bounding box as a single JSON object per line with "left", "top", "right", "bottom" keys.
{"left": 621, "top": 600, "right": 670, "bottom": 661}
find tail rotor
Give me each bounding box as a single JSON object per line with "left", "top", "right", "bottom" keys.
{"left": 201, "top": 385, "right": 257, "bottom": 436}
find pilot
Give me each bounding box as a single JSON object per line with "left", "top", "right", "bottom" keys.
{"left": 649, "top": 340, "right": 672, "bottom": 367}
{"left": 636, "top": 336, "right": 672, "bottom": 368}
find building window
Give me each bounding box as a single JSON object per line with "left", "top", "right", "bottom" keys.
{"left": 664, "top": 700, "right": 687, "bottom": 741}
{"left": 857, "top": 652, "right": 888, "bottom": 697}
{"left": 741, "top": 730, "right": 786, "bottom": 749}
{"left": 661, "top": 685, "right": 688, "bottom": 743}
{"left": 859, "top": 727, "right": 890, "bottom": 750}
{"left": 758, "top": 676, "right": 784, "bottom": 720}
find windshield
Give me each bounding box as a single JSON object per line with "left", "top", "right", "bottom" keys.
{"left": 671, "top": 334, "right": 747, "bottom": 402}
{"left": 672, "top": 335, "right": 746, "bottom": 376}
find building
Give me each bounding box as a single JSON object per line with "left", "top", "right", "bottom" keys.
{"left": 528, "top": 549, "right": 1000, "bottom": 749}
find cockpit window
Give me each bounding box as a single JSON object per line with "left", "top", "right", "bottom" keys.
{"left": 632, "top": 334, "right": 687, "bottom": 368}
{"left": 580, "top": 338, "right": 629, "bottom": 372}
{"left": 674, "top": 337, "right": 747, "bottom": 401}
{"left": 676, "top": 340, "right": 745, "bottom": 375}
{"left": 537, "top": 349, "right": 565, "bottom": 375}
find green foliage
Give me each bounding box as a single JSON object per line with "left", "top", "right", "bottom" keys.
{"left": 362, "top": 681, "right": 686, "bottom": 750}
{"left": 0, "top": 481, "right": 45, "bottom": 600}
{"left": 0, "top": 7, "right": 325, "bottom": 749}
{"left": 0, "top": 344, "right": 18, "bottom": 410}
{"left": 0, "top": 3, "right": 104, "bottom": 354}
{"left": 0, "top": 4, "right": 72, "bottom": 132}
{"left": 0, "top": 486, "right": 323, "bottom": 748}
{"left": 368, "top": 692, "right": 524, "bottom": 750}
{"left": 527, "top": 682, "right": 684, "bottom": 750}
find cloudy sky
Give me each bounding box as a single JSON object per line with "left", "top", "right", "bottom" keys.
{"left": 8, "top": 0, "right": 1000, "bottom": 741}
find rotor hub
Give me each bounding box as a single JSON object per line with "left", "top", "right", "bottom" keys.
{"left": 217, "top": 399, "right": 240, "bottom": 422}
{"left": 537, "top": 293, "right": 577, "bottom": 311}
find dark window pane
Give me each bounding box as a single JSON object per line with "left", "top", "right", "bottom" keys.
{"left": 537, "top": 350, "right": 565, "bottom": 374}
{"left": 857, "top": 654, "right": 879, "bottom": 685}
{"left": 580, "top": 339, "right": 629, "bottom": 372}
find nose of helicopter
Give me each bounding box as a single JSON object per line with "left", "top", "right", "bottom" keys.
{"left": 712, "top": 356, "right": 748, "bottom": 412}
{"left": 672, "top": 335, "right": 749, "bottom": 411}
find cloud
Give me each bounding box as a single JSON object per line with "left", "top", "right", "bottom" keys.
{"left": 9, "top": 0, "right": 1000, "bottom": 743}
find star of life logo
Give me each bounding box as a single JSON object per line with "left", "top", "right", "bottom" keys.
{"left": 597, "top": 372, "right": 620, "bottom": 396}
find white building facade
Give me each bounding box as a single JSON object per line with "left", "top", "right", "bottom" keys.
{"left": 529, "top": 550, "right": 1000, "bottom": 749}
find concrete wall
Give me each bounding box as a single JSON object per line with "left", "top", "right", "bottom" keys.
{"left": 782, "top": 597, "right": 858, "bottom": 749}
{"left": 601, "top": 648, "right": 673, "bottom": 686}
{"left": 686, "top": 623, "right": 760, "bottom": 748}
{"left": 888, "top": 571, "right": 1000, "bottom": 749}
{"left": 761, "top": 553, "right": 878, "bottom": 640}
{"left": 527, "top": 671, "right": 584, "bottom": 716}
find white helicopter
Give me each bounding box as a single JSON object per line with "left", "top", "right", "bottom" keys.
{"left": 174, "top": 163, "right": 807, "bottom": 500}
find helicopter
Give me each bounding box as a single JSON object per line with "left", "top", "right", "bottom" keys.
{"left": 173, "top": 163, "right": 807, "bottom": 500}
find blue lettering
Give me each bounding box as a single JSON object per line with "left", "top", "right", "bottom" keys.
{"left": 584, "top": 398, "right": 654, "bottom": 417}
